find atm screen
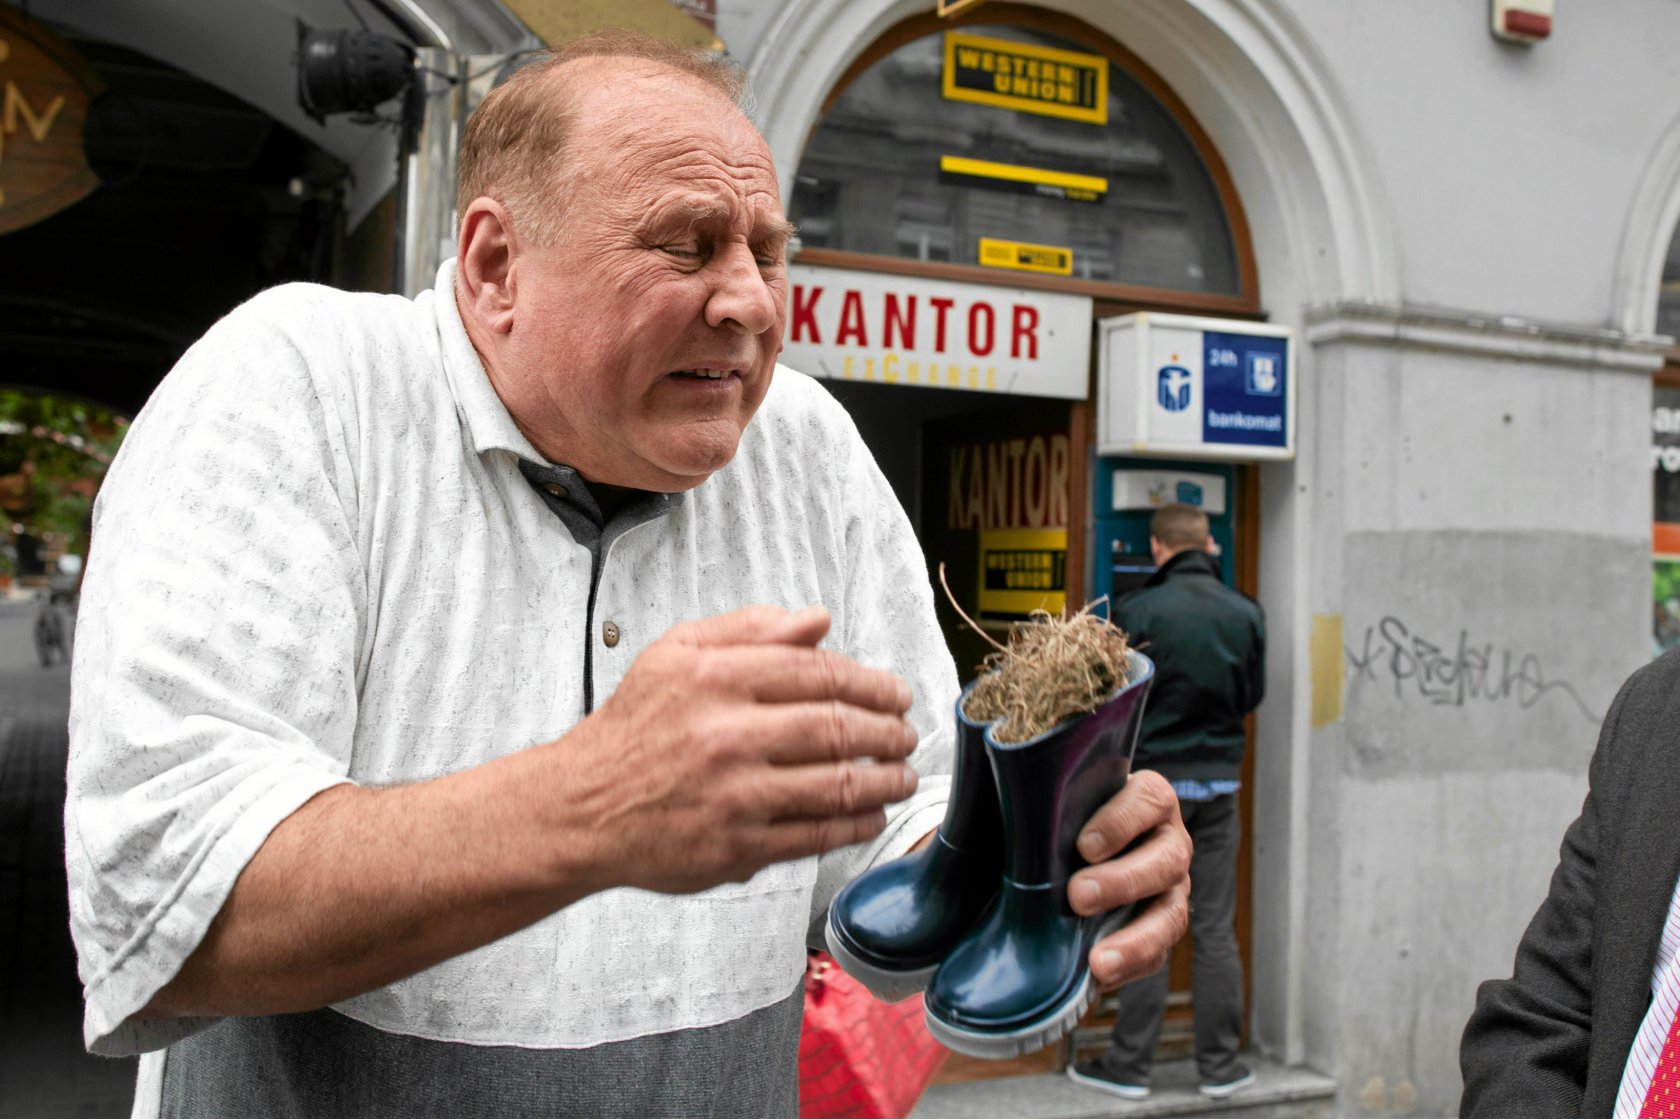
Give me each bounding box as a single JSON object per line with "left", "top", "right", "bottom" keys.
{"left": 1111, "top": 557, "right": 1156, "bottom": 600}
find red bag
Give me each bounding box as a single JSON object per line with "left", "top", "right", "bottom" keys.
{"left": 798, "top": 951, "right": 948, "bottom": 1119}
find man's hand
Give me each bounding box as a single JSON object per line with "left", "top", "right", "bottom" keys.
{"left": 550, "top": 604, "right": 921, "bottom": 894}
{"left": 1065, "top": 770, "right": 1191, "bottom": 992}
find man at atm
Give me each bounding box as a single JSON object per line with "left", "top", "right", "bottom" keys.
{"left": 1069, "top": 502, "right": 1266, "bottom": 1102}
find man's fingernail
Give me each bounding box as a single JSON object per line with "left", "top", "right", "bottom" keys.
{"left": 901, "top": 722, "right": 919, "bottom": 750}
{"left": 1098, "top": 949, "right": 1121, "bottom": 978}
{"left": 1075, "top": 878, "right": 1102, "bottom": 908}
{"left": 901, "top": 766, "right": 919, "bottom": 797}
{"left": 1079, "top": 830, "right": 1103, "bottom": 859}
{"left": 896, "top": 680, "right": 913, "bottom": 710}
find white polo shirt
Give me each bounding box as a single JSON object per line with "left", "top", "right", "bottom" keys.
{"left": 65, "top": 262, "right": 956, "bottom": 1064}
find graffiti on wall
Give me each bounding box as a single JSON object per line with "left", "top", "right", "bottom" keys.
{"left": 1344, "top": 615, "right": 1599, "bottom": 725}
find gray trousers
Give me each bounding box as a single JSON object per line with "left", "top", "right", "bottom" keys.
{"left": 1105, "top": 793, "right": 1244, "bottom": 1084}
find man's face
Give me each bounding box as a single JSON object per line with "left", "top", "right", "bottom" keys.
{"left": 488, "top": 63, "right": 793, "bottom": 492}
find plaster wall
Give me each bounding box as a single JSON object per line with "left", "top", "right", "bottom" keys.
{"left": 1277, "top": 0, "right": 1680, "bottom": 326}
{"left": 1300, "top": 337, "right": 1651, "bottom": 1113}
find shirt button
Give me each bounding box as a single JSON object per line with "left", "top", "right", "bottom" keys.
{"left": 602, "top": 621, "right": 620, "bottom": 647}
{"left": 543, "top": 482, "right": 568, "bottom": 499}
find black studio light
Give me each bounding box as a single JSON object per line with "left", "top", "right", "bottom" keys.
{"left": 296, "top": 21, "right": 415, "bottom": 124}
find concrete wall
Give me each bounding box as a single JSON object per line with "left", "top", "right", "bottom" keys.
{"left": 722, "top": 1, "right": 1679, "bottom": 1114}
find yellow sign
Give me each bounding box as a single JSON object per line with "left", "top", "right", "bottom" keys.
{"left": 938, "top": 155, "right": 1106, "bottom": 205}
{"left": 979, "top": 237, "right": 1073, "bottom": 276}
{"left": 942, "top": 31, "right": 1107, "bottom": 125}
{"left": 978, "top": 528, "right": 1068, "bottom": 620}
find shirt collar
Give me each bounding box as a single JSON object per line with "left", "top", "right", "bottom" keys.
{"left": 432, "top": 257, "right": 546, "bottom": 461}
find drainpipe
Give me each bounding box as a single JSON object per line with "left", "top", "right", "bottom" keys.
{"left": 368, "top": 1, "right": 465, "bottom": 296}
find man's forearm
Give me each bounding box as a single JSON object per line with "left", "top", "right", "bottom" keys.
{"left": 142, "top": 741, "right": 608, "bottom": 1019}
{"left": 139, "top": 606, "right": 923, "bottom": 1022}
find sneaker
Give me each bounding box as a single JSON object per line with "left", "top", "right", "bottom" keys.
{"left": 1199, "top": 1067, "right": 1257, "bottom": 1098}
{"left": 1066, "top": 1060, "right": 1150, "bottom": 1100}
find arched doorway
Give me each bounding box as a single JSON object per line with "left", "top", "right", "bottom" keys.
{"left": 753, "top": 0, "right": 1400, "bottom": 1071}
{"left": 774, "top": 2, "right": 1264, "bottom": 1083}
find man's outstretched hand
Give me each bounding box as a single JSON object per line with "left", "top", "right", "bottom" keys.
{"left": 1066, "top": 770, "right": 1192, "bottom": 991}
{"left": 557, "top": 604, "right": 923, "bottom": 894}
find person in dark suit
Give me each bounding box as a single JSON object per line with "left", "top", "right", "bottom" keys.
{"left": 1068, "top": 502, "right": 1266, "bottom": 1101}
{"left": 1461, "top": 648, "right": 1680, "bottom": 1117}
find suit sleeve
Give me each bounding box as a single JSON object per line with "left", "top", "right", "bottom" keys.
{"left": 1458, "top": 676, "right": 1632, "bottom": 1117}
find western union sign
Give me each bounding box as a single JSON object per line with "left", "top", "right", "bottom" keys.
{"left": 979, "top": 237, "right": 1073, "bottom": 276}
{"left": 939, "top": 155, "right": 1107, "bottom": 205}
{"left": 942, "top": 31, "right": 1108, "bottom": 125}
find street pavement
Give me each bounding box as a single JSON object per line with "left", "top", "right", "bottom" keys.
{"left": 0, "top": 597, "right": 137, "bottom": 1117}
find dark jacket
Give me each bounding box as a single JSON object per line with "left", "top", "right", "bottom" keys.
{"left": 1460, "top": 649, "right": 1680, "bottom": 1117}
{"left": 1111, "top": 548, "right": 1264, "bottom": 782}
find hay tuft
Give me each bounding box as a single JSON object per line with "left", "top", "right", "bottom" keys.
{"left": 940, "top": 564, "right": 1133, "bottom": 745}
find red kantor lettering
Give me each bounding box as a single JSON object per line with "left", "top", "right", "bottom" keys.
{"left": 791, "top": 285, "right": 823, "bottom": 344}
{"left": 884, "top": 293, "right": 916, "bottom": 350}
{"left": 930, "top": 297, "right": 955, "bottom": 353}
{"left": 1011, "top": 305, "right": 1039, "bottom": 360}
{"left": 969, "top": 303, "right": 996, "bottom": 357}
{"left": 836, "top": 290, "right": 868, "bottom": 346}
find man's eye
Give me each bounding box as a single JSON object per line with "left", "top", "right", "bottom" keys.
{"left": 661, "top": 244, "right": 703, "bottom": 259}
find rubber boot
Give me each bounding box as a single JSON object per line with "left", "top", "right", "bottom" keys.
{"left": 825, "top": 677, "right": 1004, "bottom": 1001}
{"left": 923, "top": 650, "right": 1155, "bottom": 1057}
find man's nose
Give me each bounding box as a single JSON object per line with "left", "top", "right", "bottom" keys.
{"left": 705, "top": 242, "right": 779, "bottom": 336}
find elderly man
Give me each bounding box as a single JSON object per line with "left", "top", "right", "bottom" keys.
{"left": 66, "top": 34, "right": 1190, "bottom": 1117}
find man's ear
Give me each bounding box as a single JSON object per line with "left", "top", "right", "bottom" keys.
{"left": 456, "top": 197, "right": 518, "bottom": 335}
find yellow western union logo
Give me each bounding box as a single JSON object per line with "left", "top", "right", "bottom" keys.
{"left": 943, "top": 31, "right": 1108, "bottom": 125}
{"left": 938, "top": 156, "right": 1108, "bottom": 205}
{"left": 979, "top": 237, "right": 1073, "bottom": 276}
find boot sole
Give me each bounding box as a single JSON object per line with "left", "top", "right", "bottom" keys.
{"left": 824, "top": 912, "right": 940, "bottom": 1003}
{"left": 922, "top": 908, "right": 1130, "bottom": 1059}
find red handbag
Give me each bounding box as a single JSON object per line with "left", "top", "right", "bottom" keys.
{"left": 798, "top": 951, "right": 948, "bottom": 1119}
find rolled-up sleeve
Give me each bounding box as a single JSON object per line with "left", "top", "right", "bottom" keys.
{"left": 66, "top": 300, "right": 366, "bottom": 1056}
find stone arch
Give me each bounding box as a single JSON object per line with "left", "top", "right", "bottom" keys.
{"left": 747, "top": 0, "right": 1401, "bottom": 316}
{"left": 1612, "top": 108, "right": 1680, "bottom": 337}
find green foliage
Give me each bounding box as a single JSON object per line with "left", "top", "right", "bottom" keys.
{"left": 1656, "top": 559, "right": 1680, "bottom": 608}
{"left": 0, "top": 389, "right": 128, "bottom": 558}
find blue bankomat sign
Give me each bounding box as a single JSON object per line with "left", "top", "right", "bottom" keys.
{"left": 1096, "top": 312, "right": 1295, "bottom": 460}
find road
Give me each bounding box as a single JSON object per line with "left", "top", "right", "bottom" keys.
{"left": 0, "top": 597, "right": 137, "bottom": 1117}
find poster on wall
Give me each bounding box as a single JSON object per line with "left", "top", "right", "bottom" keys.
{"left": 1653, "top": 384, "right": 1680, "bottom": 655}
{"left": 942, "top": 426, "right": 1072, "bottom": 624}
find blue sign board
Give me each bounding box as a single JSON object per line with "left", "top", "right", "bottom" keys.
{"left": 1096, "top": 312, "right": 1295, "bottom": 461}
{"left": 1200, "top": 330, "right": 1289, "bottom": 450}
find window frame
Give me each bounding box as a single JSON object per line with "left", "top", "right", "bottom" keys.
{"left": 791, "top": 2, "right": 1262, "bottom": 317}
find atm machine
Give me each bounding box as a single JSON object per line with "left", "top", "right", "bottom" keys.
{"left": 1091, "top": 458, "right": 1237, "bottom": 605}
{"left": 1091, "top": 311, "right": 1294, "bottom": 609}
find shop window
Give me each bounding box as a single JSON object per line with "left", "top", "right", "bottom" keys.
{"left": 792, "top": 22, "right": 1240, "bottom": 296}
{"left": 1654, "top": 227, "right": 1680, "bottom": 655}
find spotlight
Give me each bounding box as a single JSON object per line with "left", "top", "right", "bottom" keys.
{"left": 296, "top": 21, "right": 414, "bottom": 124}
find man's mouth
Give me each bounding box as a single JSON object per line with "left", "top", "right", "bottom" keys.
{"left": 672, "top": 369, "right": 735, "bottom": 380}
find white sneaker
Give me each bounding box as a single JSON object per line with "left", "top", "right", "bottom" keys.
{"left": 1066, "top": 1063, "right": 1150, "bottom": 1100}
{"left": 1199, "top": 1068, "right": 1257, "bottom": 1098}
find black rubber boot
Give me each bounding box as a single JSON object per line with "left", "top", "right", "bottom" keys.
{"left": 825, "top": 677, "right": 1004, "bottom": 1001}
{"left": 923, "top": 650, "right": 1155, "bottom": 1057}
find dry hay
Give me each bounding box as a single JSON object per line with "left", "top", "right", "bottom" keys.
{"left": 941, "top": 564, "right": 1134, "bottom": 745}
